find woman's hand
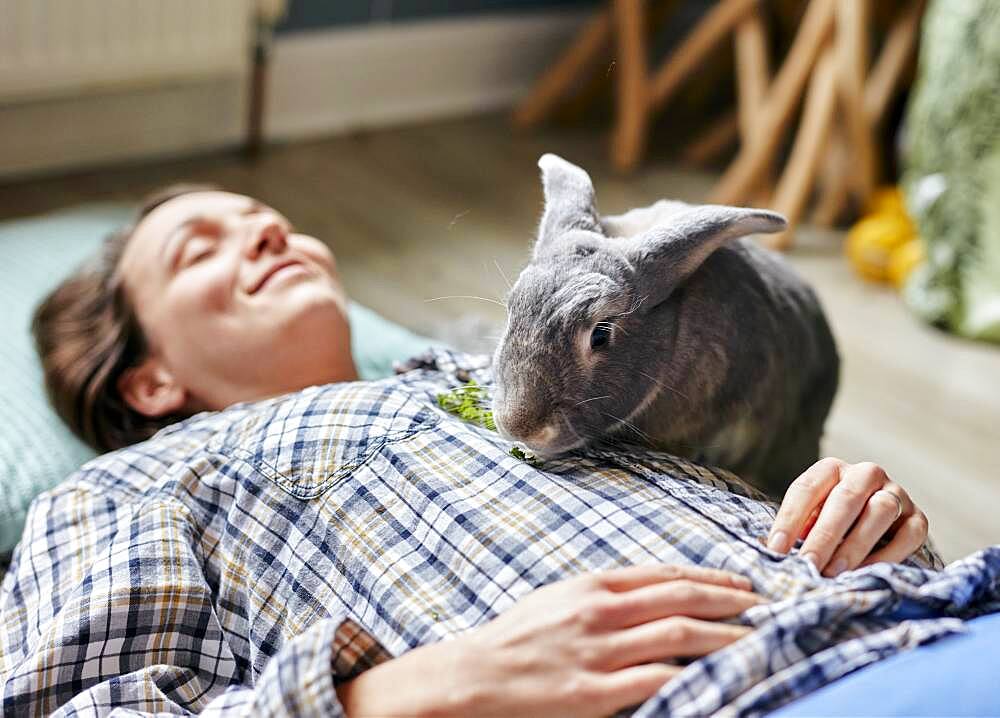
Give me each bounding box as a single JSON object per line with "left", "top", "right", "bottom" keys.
{"left": 766, "top": 458, "right": 929, "bottom": 577}
{"left": 338, "top": 564, "right": 761, "bottom": 718}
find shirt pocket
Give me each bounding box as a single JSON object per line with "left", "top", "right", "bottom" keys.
{"left": 207, "top": 382, "right": 440, "bottom": 499}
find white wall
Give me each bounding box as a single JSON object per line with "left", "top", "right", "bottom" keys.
{"left": 0, "top": 10, "right": 586, "bottom": 179}
{"left": 266, "top": 10, "right": 587, "bottom": 141}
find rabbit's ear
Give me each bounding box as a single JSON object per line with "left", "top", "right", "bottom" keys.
{"left": 535, "top": 154, "right": 603, "bottom": 257}
{"left": 601, "top": 199, "right": 694, "bottom": 238}
{"left": 628, "top": 205, "right": 786, "bottom": 302}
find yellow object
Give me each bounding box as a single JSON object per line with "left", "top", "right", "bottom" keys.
{"left": 865, "top": 186, "right": 907, "bottom": 216}
{"left": 845, "top": 214, "right": 916, "bottom": 282}
{"left": 847, "top": 185, "right": 927, "bottom": 288}
{"left": 887, "top": 239, "right": 927, "bottom": 289}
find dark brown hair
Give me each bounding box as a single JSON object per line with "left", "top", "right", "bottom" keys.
{"left": 32, "top": 184, "right": 217, "bottom": 453}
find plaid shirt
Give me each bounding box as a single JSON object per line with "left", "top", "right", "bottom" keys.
{"left": 2, "top": 348, "right": 998, "bottom": 717}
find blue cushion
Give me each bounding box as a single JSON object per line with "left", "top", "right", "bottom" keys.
{"left": 769, "top": 611, "right": 1000, "bottom": 717}
{"left": 0, "top": 205, "right": 439, "bottom": 554}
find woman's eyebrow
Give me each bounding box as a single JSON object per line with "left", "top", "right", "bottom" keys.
{"left": 161, "top": 203, "right": 270, "bottom": 268}
{"left": 161, "top": 215, "right": 208, "bottom": 268}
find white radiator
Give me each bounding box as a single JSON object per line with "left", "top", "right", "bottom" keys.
{"left": 0, "top": 0, "right": 255, "bottom": 103}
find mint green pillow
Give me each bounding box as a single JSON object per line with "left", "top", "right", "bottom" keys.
{"left": 0, "top": 205, "right": 439, "bottom": 554}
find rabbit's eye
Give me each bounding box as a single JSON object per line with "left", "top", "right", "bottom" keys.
{"left": 590, "top": 323, "right": 612, "bottom": 349}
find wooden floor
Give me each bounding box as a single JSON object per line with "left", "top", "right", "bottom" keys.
{"left": 2, "top": 114, "right": 997, "bottom": 562}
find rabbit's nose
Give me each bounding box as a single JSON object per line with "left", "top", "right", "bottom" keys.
{"left": 492, "top": 400, "right": 552, "bottom": 445}
{"left": 525, "top": 424, "right": 559, "bottom": 447}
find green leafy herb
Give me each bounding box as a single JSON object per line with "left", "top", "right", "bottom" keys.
{"left": 509, "top": 445, "right": 541, "bottom": 465}
{"left": 437, "top": 381, "right": 540, "bottom": 464}
{"left": 436, "top": 380, "right": 496, "bottom": 431}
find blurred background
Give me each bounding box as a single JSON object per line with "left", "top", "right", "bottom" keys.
{"left": 0, "top": 0, "right": 998, "bottom": 562}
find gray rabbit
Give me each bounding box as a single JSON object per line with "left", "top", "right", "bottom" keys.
{"left": 491, "top": 154, "right": 839, "bottom": 498}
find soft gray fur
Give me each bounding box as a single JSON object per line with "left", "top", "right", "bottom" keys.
{"left": 491, "top": 154, "right": 839, "bottom": 498}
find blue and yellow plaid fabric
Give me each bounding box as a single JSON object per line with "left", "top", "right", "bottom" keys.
{"left": 2, "top": 349, "right": 998, "bottom": 717}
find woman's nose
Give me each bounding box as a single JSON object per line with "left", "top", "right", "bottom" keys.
{"left": 245, "top": 219, "right": 288, "bottom": 258}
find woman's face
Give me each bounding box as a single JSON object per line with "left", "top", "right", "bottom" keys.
{"left": 119, "top": 191, "right": 356, "bottom": 413}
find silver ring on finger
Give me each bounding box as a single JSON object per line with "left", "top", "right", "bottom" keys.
{"left": 875, "top": 488, "right": 904, "bottom": 523}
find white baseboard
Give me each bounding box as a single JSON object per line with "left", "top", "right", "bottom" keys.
{"left": 266, "top": 10, "right": 589, "bottom": 141}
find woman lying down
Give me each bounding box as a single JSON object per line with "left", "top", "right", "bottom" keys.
{"left": 1, "top": 186, "right": 998, "bottom": 717}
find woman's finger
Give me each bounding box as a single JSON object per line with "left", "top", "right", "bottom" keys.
{"left": 821, "top": 487, "right": 907, "bottom": 576}
{"left": 860, "top": 512, "right": 929, "bottom": 566}
{"left": 603, "top": 616, "right": 751, "bottom": 670}
{"left": 798, "top": 462, "right": 888, "bottom": 570}
{"left": 593, "top": 564, "right": 752, "bottom": 593}
{"left": 797, "top": 504, "right": 822, "bottom": 541}
{"left": 590, "top": 663, "right": 680, "bottom": 717}
{"left": 605, "top": 580, "right": 762, "bottom": 628}
{"left": 767, "top": 458, "right": 845, "bottom": 553}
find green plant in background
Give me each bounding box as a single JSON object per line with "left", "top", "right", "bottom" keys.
{"left": 436, "top": 381, "right": 539, "bottom": 463}
{"left": 902, "top": 0, "right": 1000, "bottom": 342}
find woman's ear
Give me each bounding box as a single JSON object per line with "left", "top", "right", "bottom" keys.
{"left": 117, "top": 357, "right": 187, "bottom": 418}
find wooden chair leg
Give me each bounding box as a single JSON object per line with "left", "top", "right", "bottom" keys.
{"left": 611, "top": 0, "right": 650, "bottom": 172}
{"left": 710, "top": 0, "right": 836, "bottom": 206}
{"left": 812, "top": 128, "right": 852, "bottom": 226}
{"left": 767, "top": 49, "right": 838, "bottom": 250}
{"left": 735, "top": 5, "right": 770, "bottom": 140}
{"left": 864, "top": 0, "right": 925, "bottom": 126}
{"left": 835, "top": 0, "right": 877, "bottom": 204}
{"left": 613, "top": 0, "right": 758, "bottom": 173}
{"left": 557, "top": 0, "right": 681, "bottom": 125}
{"left": 512, "top": 9, "right": 612, "bottom": 130}
{"left": 681, "top": 111, "right": 739, "bottom": 166}
{"left": 735, "top": 4, "right": 773, "bottom": 204}
{"left": 648, "top": 0, "right": 757, "bottom": 109}
{"left": 810, "top": 0, "right": 925, "bottom": 223}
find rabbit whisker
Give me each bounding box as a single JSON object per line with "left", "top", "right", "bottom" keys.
{"left": 574, "top": 395, "right": 611, "bottom": 407}
{"left": 493, "top": 259, "right": 513, "bottom": 292}
{"left": 606, "top": 436, "right": 646, "bottom": 453}
{"left": 555, "top": 409, "right": 584, "bottom": 443}
{"left": 638, "top": 371, "right": 690, "bottom": 403}
{"left": 480, "top": 259, "right": 510, "bottom": 306}
{"left": 602, "top": 412, "right": 652, "bottom": 443}
{"left": 425, "top": 295, "right": 508, "bottom": 309}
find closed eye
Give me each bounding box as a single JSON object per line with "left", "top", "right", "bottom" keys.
{"left": 179, "top": 235, "right": 217, "bottom": 267}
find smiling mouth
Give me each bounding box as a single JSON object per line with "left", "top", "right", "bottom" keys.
{"left": 250, "top": 261, "right": 308, "bottom": 294}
